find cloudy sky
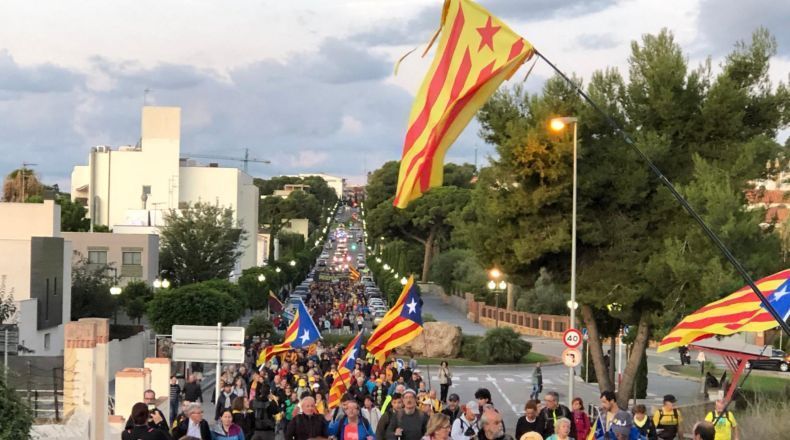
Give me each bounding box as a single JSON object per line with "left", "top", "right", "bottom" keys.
{"left": 0, "top": 0, "right": 788, "bottom": 189}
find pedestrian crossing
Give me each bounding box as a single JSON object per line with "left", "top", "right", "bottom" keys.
{"left": 430, "top": 375, "right": 556, "bottom": 385}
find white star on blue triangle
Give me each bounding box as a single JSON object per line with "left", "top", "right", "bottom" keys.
{"left": 398, "top": 283, "right": 423, "bottom": 326}
{"left": 762, "top": 279, "right": 790, "bottom": 321}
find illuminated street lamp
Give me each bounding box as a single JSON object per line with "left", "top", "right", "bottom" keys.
{"left": 275, "top": 267, "right": 282, "bottom": 273}
{"left": 110, "top": 285, "right": 122, "bottom": 296}
{"left": 486, "top": 270, "right": 507, "bottom": 328}
{"left": 400, "top": 277, "right": 408, "bottom": 285}
{"left": 258, "top": 274, "right": 266, "bottom": 282}
{"left": 383, "top": 263, "right": 390, "bottom": 271}
{"left": 289, "top": 260, "right": 297, "bottom": 267}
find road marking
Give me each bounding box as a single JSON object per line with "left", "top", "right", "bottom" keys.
{"left": 488, "top": 377, "right": 519, "bottom": 415}
{"left": 468, "top": 377, "right": 479, "bottom": 382}
{"left": 504, "top": 378, "right": 515, "bottom": 382}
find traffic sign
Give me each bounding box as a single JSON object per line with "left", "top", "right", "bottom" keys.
{"left": 172, "top": 344, "right": 245, "bottom": 364}
{"left": 582, "top": 327, "right": 589, "bottom": 341}
{"left": 562, "top": 348, "right": 582, "bottom": 368}
{"left": 172, "top": 325, "right": 245, "bottom": 345}
{"left": 563, "top": 328, "right": 583, "bottom": 349}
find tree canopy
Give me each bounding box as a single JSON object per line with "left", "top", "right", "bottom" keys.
{"left": 159, "top": 202, "right": 246, "bottom": 285}
{"left": 146, "top": 284, "right": 243, "bottom": 334}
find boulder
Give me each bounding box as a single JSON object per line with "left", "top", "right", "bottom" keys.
{"left": 395, "top": 322, "right": 462, "bottom": 358}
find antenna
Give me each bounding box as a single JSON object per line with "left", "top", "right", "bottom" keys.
{"left": 181, "top": 150, "right": 271, "bottom": 173}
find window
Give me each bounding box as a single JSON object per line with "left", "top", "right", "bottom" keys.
{"left": 44, "top": 333, "right": 51, "bottom": 350}
{"left": 88, "top": 250, "right": 107, "bottom": 264}
{"left": 122, "top": 251, "right": 142, "bottom": 265}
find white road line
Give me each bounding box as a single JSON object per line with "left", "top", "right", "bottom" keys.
{"left": 504, "top": 378, "right": 515, "bottom": 382}
{"left": 468, "top": 377, "right": 479, "bottom": 382}
{"left": 488, "top": 377, "right": 519, "bottom": 415}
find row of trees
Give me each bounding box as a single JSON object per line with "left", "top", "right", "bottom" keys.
{"left": 364, "top": 28, "right": 790, "bottom": 403}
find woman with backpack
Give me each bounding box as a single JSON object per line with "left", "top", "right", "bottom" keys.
{"left": 632, "top": 404, "right": 657, "bottom": 440}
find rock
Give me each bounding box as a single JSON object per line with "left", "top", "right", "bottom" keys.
{"left": 395, "top": 322, "right": 462, "bottom": 358}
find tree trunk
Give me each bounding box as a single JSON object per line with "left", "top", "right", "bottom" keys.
{"left": 581, "top": 304, "right": 613, "bottom": 392}
{"left": 616, "top": 312, "right": 651, "bottom": 406}
{"left": 609, "top": 337, "right": 616, "bottom": 386}
{"left": 421, "top": 228, "right": 437, "bottom": 282}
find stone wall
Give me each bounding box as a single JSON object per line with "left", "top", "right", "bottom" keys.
{"left": 107, "top": 329, "right": 149, "bottom": 380}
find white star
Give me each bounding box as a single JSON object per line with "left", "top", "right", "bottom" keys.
{"left": 773, "top": 285, "right": 790, "bottom": 301}
{"left": 406, "top": 299, "right": 418, "bottom": 314}
{"left": 347, "top": 348, "right": 357, "bottom": 360}
{"left": 299, "top": 330, "right": 311, "bottom": 345}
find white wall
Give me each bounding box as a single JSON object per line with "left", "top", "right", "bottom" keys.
{"left": 107, "top": 330, "right": 149, "bottom": 380}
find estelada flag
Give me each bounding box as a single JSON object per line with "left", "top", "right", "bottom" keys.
{"left": 394, "top": 0, "right": 534, "bottom": 208}
{"left": 257, "top": 298, "right": 321, "bottom": 366}
{"left": 328, "top": 331, "right": 364, "bottom": 409}
{"left": 349, "top": 266, "right": 361, "bottom": 281}
{"left": 658, "top": 269, "right": 790, "bottom": 352}
{"left": 366, "top": 277, "right": 423, "bottom": 363}
{"left": 268, "top": 290, "right": 284, "bottom": 313}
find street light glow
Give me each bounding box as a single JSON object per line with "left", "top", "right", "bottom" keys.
{"left": 289, "top": 260, "right": 296, "bottom": 267}
{"left": 110, "top": 286, "right": 122, "bottom": 295}
{"left": 153, "top": 279, "right": 162, "bottom": 288}
{"left": 489, "top": 268, "right": 502, "bottom": 280}
{"left": 275, "top": 267, "right": 282, "bottom": 273}
{"left": 549, "top": 116, "right": 579, "bottom": 132}
{"left": 498, "top": 280, "right": 507, "bottom": 290}
{"left": 161, "top": 279, "right": 170, "bottom": 289}
{"left": 487, "top": 280, "right": 496, "bottom": 290}
{"left": 400, "top": 277, "right": 408, "bottom": 285}
{"left": 258, "top": 274, "right": 266, "bottom": 282}
{"left": 383, "top": 264, "right": 390, "bottom": 270}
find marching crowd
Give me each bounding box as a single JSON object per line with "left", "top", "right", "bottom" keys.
{"left": 123, "top": 278, "right": 738, "bottom": 440}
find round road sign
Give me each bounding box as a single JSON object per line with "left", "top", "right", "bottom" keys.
{"left": 563, "top": 328, "right": 583, "bottom": 349}
{"left": 562, "top": 348, "right": 582, "bottom": 368}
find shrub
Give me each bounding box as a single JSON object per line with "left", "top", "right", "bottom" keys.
{"left": 247, "top": 315, "right": 282, "bottom": 343}
{"left": 0, "top": 371, "right": 33, "bottom": 439}
{"left": 475, "top": 328, "right": 532, "bottom": 364}
{"left": 423, "top": 313, "right": 437, "bottom": 323}
{"left": 461, "top": 335, "right": 482, "bottom": 360}
{"left": 197, "top": 279, "right": 247, "bottom": 309}
{"left": 147, "top": 284, "right": 243, "bottom": 334}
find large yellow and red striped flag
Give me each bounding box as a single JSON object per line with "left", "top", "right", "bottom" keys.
{"left": 256, "top": 299, "right": 321, "bottom": 366}
{"left": 328, "top": 331, "right": 364, "bottom": 409}
{"left": 393, "top": 0, "right": 534, "bottom": 208}
{"left": 366, "top": 277, "right": 424, "bottom": 363}
{"left": 658, "top": 269, "right": 790, "bottom": 352}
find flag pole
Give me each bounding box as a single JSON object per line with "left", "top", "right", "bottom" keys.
{"left": 533, "top": 49, "right": 790, "bottom": 338}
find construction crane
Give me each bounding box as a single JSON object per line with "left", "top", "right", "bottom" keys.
{"left": 180, "top": 148, "right": 271, "bottom": 173}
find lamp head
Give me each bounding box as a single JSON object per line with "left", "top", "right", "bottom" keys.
{"left": 489, "top": 268, "right": 502, "bottom": 280}
{"left": 110, "top": 286, "right": 122, "bottom": 296}
{"left": 487, "top": 280, "right": 496, "bottom": 290}
{"left": 258, "top": 274, "right": 266, "bottom": 282}
{"left": 549, "top": 116, "right": 578, "bottom": 132}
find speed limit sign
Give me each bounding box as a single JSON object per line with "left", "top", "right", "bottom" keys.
{"left": 563, "top": 328, "right": 582, "bottom": 349}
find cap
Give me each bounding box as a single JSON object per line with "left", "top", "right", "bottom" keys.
{"left": 663, "top": 394, "right": 677, "bottom": 403}
{"left": 448, "top": 393, "right": 460, "bottom": 402}
{"left": 465, "top": 401, "right": 480, "bottom": 413}
{"left": 298, "top": 379, "right": 307, "bottom": 387}
{"left": 402, "top": 388, "right": 417, "bottom": 397}
{"left": 612, "top": 410, "right": 633, "bottom": 435}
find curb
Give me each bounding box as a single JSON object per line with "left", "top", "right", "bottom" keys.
{"left": 658, "top": 365, "right": 701, "bottom": 382}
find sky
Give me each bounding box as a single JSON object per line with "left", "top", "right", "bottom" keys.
{"left": 0, "top": 0, "right": 788, "bottom": 190}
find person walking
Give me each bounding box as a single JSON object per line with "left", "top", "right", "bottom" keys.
{"left": 171, "top": 402, "right": 211, "bottom": 440}
{"left": 530, "top": 364, "right": 543, "bottom": 401}
{"left": 422, "top": 413, "right": 452, "bottom": 440}
{"left": 169, "top": 375, "right": 181, "bottom": 425}
{"left": 477, "top": 408, "right": 510, "bottom": 440}
{"left": 653, "top": 395, "right": 683, "bottom": 440}
{"left": 216, "top": 382, "right": 239, "bottom": 421}
{"left": 515, "top": 400, "right": 541, "bottom": 440}
{"left": 363, "top": 395, "right": 383, "bottom": 432}
{"left": 376, "top": 393, "right": 403, "bottom": 440}
{"left": 385, "top": 389, "right": 429, "bottom": 440}
{"left": 328, "top": 399, "right": 376, "bottom": 440}
{"left": 703, "top": 399, "right": 739, "bottom": 440}
{"left": 545, "top": 418, "right": 573, "bottom": 440}
{"left": 285, "top": 396, "right": 329, "bottom": 440}
{"left": 441, "top": 394, "right": 461, "bottom": 425}
{"left": 450, "top": 401, "right": 479, "bottom": 440}
{"left": 438, "top": 361, "right": 452, "bottom": 404}
{"left": 633, "top": 404, "right": 657, "bottom": 440}
{"left": 122, "top": 403, "right": 170, "bottom": 440}
{"left": 251, "top": 384, "right": 280, "bottom": 440}
{"left": 212, "top": 409, "right": 246, "bottom": 440}
{"left": 536, "top": 392, "right": 575, "bottom": 439}
{"left": 183, "top": 374, "right": 203, "bottom": 403}
{"left": 571, "top": 397, "right": 590, "bottom": 440}
{"left": 231, "top": 396, "right": 255, "bottom": 440}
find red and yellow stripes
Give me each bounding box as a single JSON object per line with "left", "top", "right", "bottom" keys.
{"left": 394, "top": 0, "right": 534, "bottom": 208}
{"left": 366, "top": 277, "right": 423, "bottom": 363}
{"left": 256, "top": 309, "right": 301, "bottom": 365}
{"left": 657, "top": 269, "right": 790, "bottom": 352}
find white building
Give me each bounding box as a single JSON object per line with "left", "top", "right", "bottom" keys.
{"left": 0, "top": 201, "right": 71, "bottom": 356}
{"left": 70, "top": 106, "right": 259, "bottom": 273}
{"left": 291, "top": 173, "right": 345, "bottom": 199}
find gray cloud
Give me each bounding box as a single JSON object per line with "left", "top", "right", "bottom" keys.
{"left": 574, "top": 33, "right": 620, "bottom": 50}
{"left": 0, "top": 37, "right": 420, "bottom": 189}
{"left": 696, "top": 0, "right": 790, "bottom": 56}
{"left": 352, "top": 0, "right": 618, "bottom": 46}
{"left": 0, "top": 50, "right": 83, "bottom": 95}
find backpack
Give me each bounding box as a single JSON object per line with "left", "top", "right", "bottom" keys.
{"left": 706, "top": 410, "right": 732, "bottom": 426}
{"left": 656, "top": 409, "right": 679, "bottom": 440}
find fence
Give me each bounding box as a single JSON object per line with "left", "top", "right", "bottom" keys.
{"left": 0, "top": 325, "right": 19, "bottom": 355}
{"left": 6, "top": 361, "right": 64, "bottom": 422}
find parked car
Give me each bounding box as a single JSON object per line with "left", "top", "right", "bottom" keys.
{"left": 747, "top": 349, "right": 790, "bottom": 372}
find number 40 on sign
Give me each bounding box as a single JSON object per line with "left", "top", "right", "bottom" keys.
{"left": 563, "top": 328, "right": 582, "bottom": 349}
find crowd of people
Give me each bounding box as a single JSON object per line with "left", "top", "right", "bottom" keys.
{"left": 123, "top": 274, "right": 739, "bottom": 440}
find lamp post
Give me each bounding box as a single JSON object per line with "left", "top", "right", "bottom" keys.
{"left": 551, "top": 116, "right": 580, "bottom": 404}
{"left": 487, "top": 269, "right": 507, "bottom": 328}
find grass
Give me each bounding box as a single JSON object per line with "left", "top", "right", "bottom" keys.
{"left": 670, "top": 365, "right": 790, "bottom": 394}
{"left": 523, "top": 351, "right": 550, "bottom": 364}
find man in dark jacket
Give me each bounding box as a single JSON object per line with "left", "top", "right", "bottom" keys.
{"left": 385, "top": 389, "right": 428, "bottom": 440}
{"left": 252, "top": 385, "right": 281, "bottom": 440}
{"left": 214, "top": 381, "right": 238, "bottom": 421}
{"left": 182, "top": 374, "right": 203, "bottom": 403}
{"left": 441, "top": 394, "right": 461, "bottom": 424}
{"left": 123, "top": 403, "right": 170, "bottom": 440}
{"left": 124, "top": 389, "right": 169, "bottom": 434}
{"left": 285, "top": 396, "right": 328, "bottom": 440}
{"left": 171, "top": 402, "right": 211, "bottom": 440}
{"left": 536, "top": 391, "right": 576, "bottom": 439}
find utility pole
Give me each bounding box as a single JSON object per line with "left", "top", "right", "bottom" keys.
{"left": 20, "top": 162, "right": 37, "bottom": 202}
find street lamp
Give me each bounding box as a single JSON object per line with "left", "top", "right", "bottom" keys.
{"left": 289, "top": 260, "right": 297, "bottom": 267}
{"left": 383, "top": 263, "right": 390, "bottom": 271}
{"left": 110, "top": 286, "right": 122, "bottom": 296}
{"left": 258, "top": 274, "right": 266, "bottom": 282}
{"left": 400, "top": 277, "right": 408, "bottom": 285}
{"left": 153, "top": 278, "right": 170, "bottom": 289}
{"left": 376, "top": 257, "right": 382, "bottom": 263}
{"left": 486, "top": 277, "right": 507, "bottom": 327}
{"left": 275, "top": 267, "right": 282, "bottom": 273}
{"left": 551, "top": 115, "right": 580, "bottom": 407}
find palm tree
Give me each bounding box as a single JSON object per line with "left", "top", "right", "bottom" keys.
{"left": 3, "top": 168, "right": 42, "bottom": 202}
